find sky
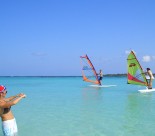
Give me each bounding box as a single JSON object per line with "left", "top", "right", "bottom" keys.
{"left": 0, "top": 0, "right": 155, "bottom": 76}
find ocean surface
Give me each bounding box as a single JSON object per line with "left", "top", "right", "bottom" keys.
{"left": 0, "top": 76, "right": 155, "bottom": 136}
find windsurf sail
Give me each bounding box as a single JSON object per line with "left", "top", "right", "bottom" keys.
{"left": 127, "top": 51, "right": 148, "bottom": 86}
{"left": 80, "top": 55, "right": 101, "bottom": 85}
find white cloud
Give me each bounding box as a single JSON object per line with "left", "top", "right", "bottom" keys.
{"left": 152, "top": 56, "right": 155, "bottom": 60}
{"left": 142, "top": 55, "right": 151, "bottom": 62}
{"left": 125, "top": 50, "right": 130, "bottom": 54}
{"left": 32, "top": 52, "right": 47, "bottom": 57}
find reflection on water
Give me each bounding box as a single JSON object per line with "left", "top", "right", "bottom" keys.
{"left": 123, "top": 92, "right": 155, "bottom": 135}
{"left": 82, "top": 85, "right": 103, "bottom": 101}
{"left": 79, "top": 85, "right": 105, "bottom": 135}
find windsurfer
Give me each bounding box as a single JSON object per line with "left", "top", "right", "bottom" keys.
{"left": 98, "top": 69, "right": 103, "bottom": 84}
{"left": 146, "top": 68, "right": 154, "bottom": 89}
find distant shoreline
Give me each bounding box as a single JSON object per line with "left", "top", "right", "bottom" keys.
{"left": 1, "top": 74, "right": 155, "bottom": 77}
{"left": 0, "top": 74, "right": 128, "bottom": 77}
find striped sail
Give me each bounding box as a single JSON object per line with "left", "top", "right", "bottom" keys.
{"left": 80, "top": 55, "right": 101, "bottom": 85}
{"left": 127, "top": 51, "right": 148, "bottom": 86}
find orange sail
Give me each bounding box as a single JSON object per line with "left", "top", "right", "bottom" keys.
{"left": 80, "top": 55, "right": 101, "bottom": 85}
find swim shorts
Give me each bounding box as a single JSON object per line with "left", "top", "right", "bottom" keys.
{"left": 99, "top": 77, "right": 103, "bottom": 80}
{"left": 2, "top": 118, "right": 18, "bottom": 136}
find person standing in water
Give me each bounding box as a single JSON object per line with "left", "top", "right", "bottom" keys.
{"left": 146, "top": 68, "right": 154, "bottom": 89}
{"left": 0, "top": 85, "right": 26, "bottom": 136}
{"left": 97, "top": 69, "right": 103, "bottom": 85}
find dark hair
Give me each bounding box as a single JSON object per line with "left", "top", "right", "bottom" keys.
{"left": 147, "top": 68, "right": 150, "bottom": 70}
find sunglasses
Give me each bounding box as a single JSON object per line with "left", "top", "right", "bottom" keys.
{"left": 0, "top": 91, "right": 7, "bottom": 94}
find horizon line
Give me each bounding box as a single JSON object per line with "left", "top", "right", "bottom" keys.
{"left": 0, "top": 74, "right": 128, "bottom": 77}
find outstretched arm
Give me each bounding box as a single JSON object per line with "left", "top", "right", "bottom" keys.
{"left": 5, "top": 93, "right": 23, "bottom": 101}
{"left": 0, "top": 93, "right": 26, "bottom": 108}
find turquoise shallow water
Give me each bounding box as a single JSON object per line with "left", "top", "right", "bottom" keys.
{"left": 0, "top": 76, "right": 155, "bottom": 136}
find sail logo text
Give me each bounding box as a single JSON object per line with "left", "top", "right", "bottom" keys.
{"left": 129, "top": 63, "right": 136, "bottom": 67}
